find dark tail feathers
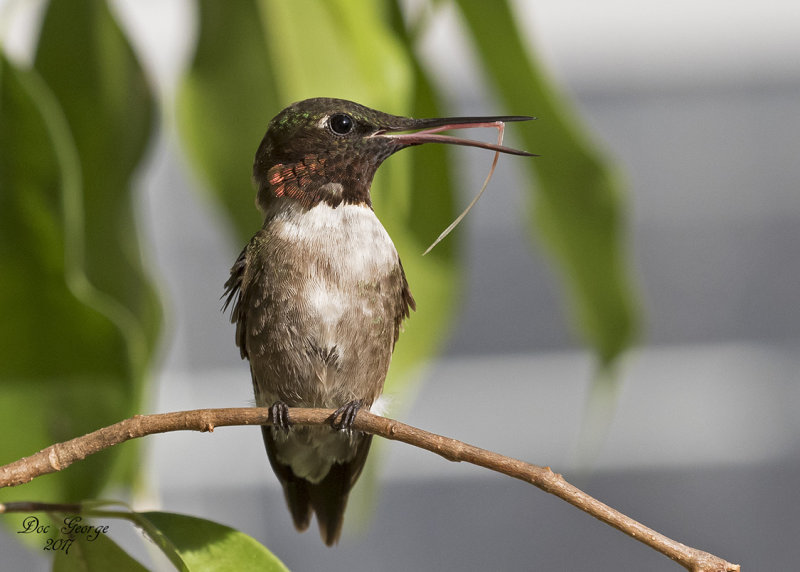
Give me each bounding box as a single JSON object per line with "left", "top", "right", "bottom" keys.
{"left": 262, "top": 427, "right": 373, "bottom": 545}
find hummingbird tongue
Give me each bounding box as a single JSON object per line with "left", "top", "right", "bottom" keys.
{"left": 379, "top": 115, "right": 535, "bottom": 156}
{"left": 374, "top": 112, "right": 536, "bottom": 254}
{"left": 418, "top": 121, "right": 524, "bottom": 255}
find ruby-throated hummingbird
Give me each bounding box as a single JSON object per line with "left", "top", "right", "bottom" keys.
{"left": 223, "top": 98, "right": 532, "bottom": 545}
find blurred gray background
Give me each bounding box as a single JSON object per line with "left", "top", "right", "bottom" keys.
{"left": 2, "top": 0, "right": 798, "bottom": 569}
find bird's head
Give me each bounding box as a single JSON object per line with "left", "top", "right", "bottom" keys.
{"left": 253, "top": 97, "right": 533, "bottom": 212}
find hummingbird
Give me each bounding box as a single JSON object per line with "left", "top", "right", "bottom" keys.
{"left": 223, "top": 97, "right": 532, "bottom": 545}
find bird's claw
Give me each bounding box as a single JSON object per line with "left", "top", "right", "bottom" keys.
{"left": 331, "top": 400, "right": 361, "bottom": 431}
{"left": 270, "top": 401, "right": 291, "bottom": 432}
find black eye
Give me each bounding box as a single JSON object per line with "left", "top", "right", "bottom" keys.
{"left": 329, "top": 113, "right": 353, "bottom": 135}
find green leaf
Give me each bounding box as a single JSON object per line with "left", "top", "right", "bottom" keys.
{"left": 454, "top": 0, "right": 639, "bottom": 366}
{"left": 52, "top": 532, "right": 148, "bottom": 572}
{"left": 136, "top": 511, "right": 289, "bottom": 572}
{"left": 258, "top": 0, "right": 411, "bottom": 106}
{"left": 34, "top": 0, "right": 161, "bottom": 379}
{"left": 176, "top": 0, "right": 278, "bottom": 242}
{"left": 0, "top": 0, "right": 160, "bottom": 506}
{"left": 31, "top": 0, "right": 161, "bottom": 486}
{"left": 0, "top": 56, "right": 128, "bottom": 502}
{"left": 377, "top": 1, "right": 461, "bottom": 391}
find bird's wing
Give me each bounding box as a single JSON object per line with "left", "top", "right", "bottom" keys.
{"left": 393, "top": 258, "right": 416, "bottom": 346}
{"left": 222, "top": 241, "right": 258, "bottom": 360}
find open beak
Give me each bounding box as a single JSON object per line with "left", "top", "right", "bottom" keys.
{"left": 376, "top": 115, "right": 536, "bottom": 156}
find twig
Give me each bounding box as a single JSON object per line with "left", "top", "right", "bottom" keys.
{"left": 0, "top": 407, "right": 739, "bottom": 572}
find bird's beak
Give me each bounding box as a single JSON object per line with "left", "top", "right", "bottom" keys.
{"left": 375, "top": 115, "right": 536, "bottom": 156}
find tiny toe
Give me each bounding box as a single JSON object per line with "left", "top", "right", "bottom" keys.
{"left": 270, "top": 401, "right": 291, "bottom": 431}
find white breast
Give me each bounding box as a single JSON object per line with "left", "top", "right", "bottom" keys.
{"left": 270, "top": 200, "right": 400, "bottom": 353}
{"left": 273, "top": 201, "right": 399, "bottom": 277}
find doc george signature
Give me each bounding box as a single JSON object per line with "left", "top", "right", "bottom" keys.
{"left": 17, "top": 515, "right": 110, "bottom": 555}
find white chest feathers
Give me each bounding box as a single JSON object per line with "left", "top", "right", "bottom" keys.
{"left": 271, "top": 201, "right": 399, "bottom": 278}
{"left": 267, "top": 201, "right": 401, "bottom": 332}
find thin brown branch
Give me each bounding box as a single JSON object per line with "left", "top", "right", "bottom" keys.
{"left": 0, "top": 407, "right": 739, "bottom": 572}
{"left": 0, "top": 501, "right": 82, "bottom": 514}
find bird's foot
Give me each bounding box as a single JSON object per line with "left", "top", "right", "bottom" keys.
{"left": 270, "top": 401, "right": 291, "bottom": 432}
{"left": 330, "top": 400, "right": 362, "bottom": 431}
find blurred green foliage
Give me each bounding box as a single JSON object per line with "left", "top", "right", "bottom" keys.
{"left": 456, "top": 0, "right": 638, "bottom": 365}
{"left": 0, "top": 0, "right": 160, "bottom": 507}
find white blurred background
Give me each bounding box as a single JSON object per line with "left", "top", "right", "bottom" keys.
{"left": 2, "top": 0, "right": 799, "bottom": 569}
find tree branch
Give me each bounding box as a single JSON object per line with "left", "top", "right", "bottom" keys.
{"left": 0, "top": 407, "right": 739, "bottom": 571}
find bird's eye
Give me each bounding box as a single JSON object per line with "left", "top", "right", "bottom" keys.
{"left": 329, "top": 113, "right": 354, "bottom": 135}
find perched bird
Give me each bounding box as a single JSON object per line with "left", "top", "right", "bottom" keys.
{"left": 224, "top": 98, "right": 532, "bottom": 545}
